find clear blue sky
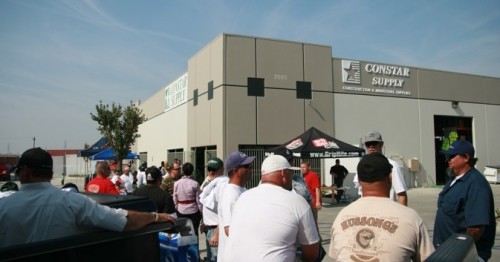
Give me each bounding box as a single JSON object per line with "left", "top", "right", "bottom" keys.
{"left": 1, "top": 0, "right": 499, "bottom": 154}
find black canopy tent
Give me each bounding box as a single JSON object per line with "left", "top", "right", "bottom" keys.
{"left": 265, "top": 127, "right": 365, "bottom": 159}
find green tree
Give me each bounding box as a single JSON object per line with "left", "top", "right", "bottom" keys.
{"left": 90, "top": 101, "right": 146, "bottom": 171}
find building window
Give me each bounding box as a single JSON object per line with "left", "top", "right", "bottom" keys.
{"left": 248, "top": 77, "right": 264, "bottom": 97}
{"left": 193, "top": 89, "right": 198, "bottom": 106}
{"left": 296, "top": 81, "right": 312, "bottom": 99}
{"left": 208, "top": 81, "right": 214, "bottom": 100}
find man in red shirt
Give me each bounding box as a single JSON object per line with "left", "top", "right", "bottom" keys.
{"left": 86, "top": 161, "right": 120, "bottom": 195}
{"left": 301, "top": 161, "right": 321, "bottom": 228}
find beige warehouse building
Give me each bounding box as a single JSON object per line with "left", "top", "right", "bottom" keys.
{"left": 136, "top": 33, "right": 500, "bottom": 188}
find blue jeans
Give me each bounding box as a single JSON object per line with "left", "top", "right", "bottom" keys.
{"left": 205, "top": 227, "right": 218, "bottom": 261}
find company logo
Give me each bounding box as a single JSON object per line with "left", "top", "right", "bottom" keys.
{"left": 356, "top": 228, "right": 375, "bottom": 248}
{"left": 312, "top": 138, "right": 340, "bottom": 149}
{"left": 285, "top": 139, "right": 303, "bottom": 150}
{"left": 342, "top": 60, "right": 361, "bottom": 84}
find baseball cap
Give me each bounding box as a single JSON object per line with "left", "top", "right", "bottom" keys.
{"left": 224, "top": 151, "right": 256, "bottom": 173}
{"left": 206, "top": 157, "right": 224, "bottom": 170}
{"left": 441, "top": 140, "right": 475, "bottom": 157}
{"left": 364, "top": 131, "right": 383, "bottom": 143}
{"left": 146, "top": 166, "right": 162, "bottom": 181}
{"left": 11, "top": 147, "right": 53, "bottom": 172}
{"left": 273, "top": 147, "right": 294, "bottom": 162}
{"left": 357, "top": 153, "right": 392, "bottom": 182}
{"left": 261, "top": 155, "right": 300, "bottom": 175}
{"left": 1, "top": 181, "right": 19, "bottom": 192}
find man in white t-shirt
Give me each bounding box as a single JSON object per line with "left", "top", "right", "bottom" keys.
{"left": 217, "top": 151, "right": 255, "bottom": 262}
{"left": 120, "top": 167, "right": 134, "bottom": 194}
{"left": 136, "top": 163, "right": 147, "bottom": 189}
{"left": 330, "top": 153, "right": 434, "bottom": 261}
{"left": 225, "top": 155, "right": 320, "bottom": 262}
{"left": 199, "top": 157, "right": 225, "bottom": 262}
{"left": 353, "top": 131, "right": 408, "bottom": 205}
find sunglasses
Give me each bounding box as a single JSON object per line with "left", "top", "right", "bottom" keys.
{"left": 447, "top": 154, "right": 464, "bottom": 159}
{"left": 365, "top": 141, "right": 380, "bottom": 147}
{"left": 239, "top": 164, "right": 251, "bottom": 169}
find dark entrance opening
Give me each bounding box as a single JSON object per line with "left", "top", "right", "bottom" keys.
{"left": 434, "top": 116, "right": 473, "bottom": 185}
{"left": 192, "top": 146, "right": 217, "bottom": 185}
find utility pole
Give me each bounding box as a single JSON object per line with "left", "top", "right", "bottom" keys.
{"left": 63, "top": 140, "right": 67, "bottom": 185}
{"left": 33, "top": 137, "right": 36, "bottom": 148}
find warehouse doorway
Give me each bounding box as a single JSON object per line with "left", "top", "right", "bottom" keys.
{"left": 434, "top": 116, "right": 473, "bottom": 185}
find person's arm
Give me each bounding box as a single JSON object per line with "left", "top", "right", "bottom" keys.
{"left": 123, "top": 210, "right": 175, "bottom": 231}
{"left": 397, "top": 191, "right": 408, "bottom": 206}
{"left": 301, "top": 242, "right": 320, "bottom": 262}
{"left": 162, "top": 193, "right": 176, "bottom": 215}
{"left": 391, "top": 162, "right": 408, "bottom": 206}
{"left": 209, "top": 226, "right": 219, "bottom": 246}
{"left": 353, "top": 174, "right": 359, "bottom": 188}
{"left": 466, "top": 225, "right": 485, "bottom": 242}
{"left": 315, "top": 187, "right": 322, "bottom": 209}
{"left": 159, "top": 177, "right": 166, "bottom": 190}
{"left": 172, "top": 183, "right": 178, "bottom": 206}
{"left": 107, "top": 182, "right": 120, "bottom": 195}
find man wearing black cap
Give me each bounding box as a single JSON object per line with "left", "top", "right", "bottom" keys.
{"left": 132, "top": 166, "right": 175, "bottom": 215}
{"left": 329, "top": 153, "right": 434, "bottom": 261}
{"left": 0, "top": 147, "right": 175, "bottom": 248}
{"left": 433, "top": 140, "right": 495, "bottom": 261}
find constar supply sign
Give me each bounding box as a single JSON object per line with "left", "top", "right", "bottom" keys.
{"left": 164, "top": 73, "right": 188, "bottom": 112}
{"left": 338, "top": 60, "right": 417, "bottom": 98}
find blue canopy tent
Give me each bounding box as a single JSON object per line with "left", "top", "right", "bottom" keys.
{"left": 90, "top": 148, "right": 139, "bottom": 160}
{"left": 79, "top": 137, "right": 109, "bottom": 157}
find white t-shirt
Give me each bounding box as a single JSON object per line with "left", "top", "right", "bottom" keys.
{"left": 120, "top": 173, "right": 134, "bottom": 193}
{"left": 136, "top": 171, "right": 147, "bottom": 188}
{"left": 217, "top": 183, "right": 246, "bottom": 262}
{"left": 353, "top": 158, "right": 407, "bottom": 201}
{"left": 200, "top": 176, "right": 228, "bottom": 226}
{"left": 225, "top": 184, "right": 320, "bottom": 261}
{"left": 329, "top": 196, "right": 434, "bottom": 261}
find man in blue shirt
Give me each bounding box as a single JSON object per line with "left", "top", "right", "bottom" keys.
{"left": 0, "top": 147, "right": 176, "bottom": 248}
{"left": 433, "top": 140, "right": 495, "bottom": 261}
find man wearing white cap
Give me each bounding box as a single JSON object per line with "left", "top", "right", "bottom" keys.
{"left": 225, "top": 155, "right": 320, "bottom": 261}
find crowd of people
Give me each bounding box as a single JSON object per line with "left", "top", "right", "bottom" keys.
{"left": 0, "top": 130, "right": 495, "bottom": 261}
